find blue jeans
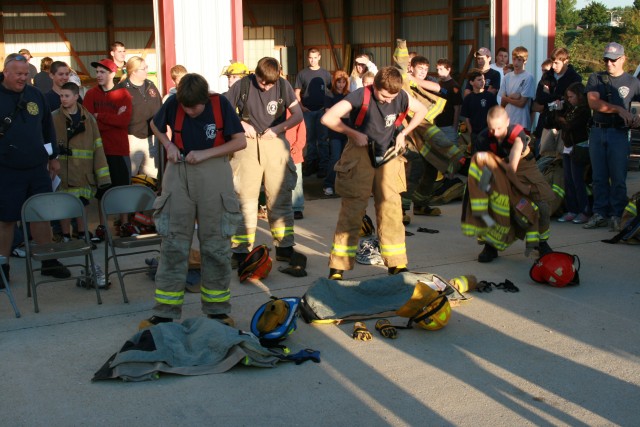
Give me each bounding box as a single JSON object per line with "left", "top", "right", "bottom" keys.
{"left": 292, "top": 163, "right": 304, "bottom": 212}
{"left": 562, "top": 153, "right": 590, "bottom": 215}
{"left": 589, "top": 127, "right": 630, "bottom": 217}
{"left": 303, "top": 109, "right": 329, "bottom": 172}
{"left": 323, "top": 138, "right": 347, "bottom": 189}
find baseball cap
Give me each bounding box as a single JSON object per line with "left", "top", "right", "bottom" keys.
{"left": 221, "top": 62, "right": 249, "bottom": 76}
{"left": 355, "top": 56, "right": 369, "bottom": 65}
{"left": 91, "top": 58, "right": 117, "bottom": 73}
{"left": 18, "top": 48, "right": 32, "bottom": 56}
{"left": 474, "top": 47, "right": 492, "bottom": 58}
{"left": 603, "top": 42, "right": 624, "bottom": 60}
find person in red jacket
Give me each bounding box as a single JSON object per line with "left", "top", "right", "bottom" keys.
{"left": 286, "top": 109, "right": 307, "bottom": 219}
{"left": 83, "top": 59, "right": 132, "bottom": 238}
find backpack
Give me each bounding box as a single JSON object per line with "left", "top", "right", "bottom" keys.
{"left": 237, "top": 75, "right": 287, "bottom": 126}
{"left": 173, "top": 94, "right": 225, "bottom": 149}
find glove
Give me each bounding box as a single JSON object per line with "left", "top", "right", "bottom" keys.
{"left": 375, "top": 319, "right": 397, "bottom": 339}
{"left": 352, "top": 322, "right": 373, "bottom": 341}
{"left": 287, "top": 348, "right": 321, "bottom": 365}
{"left": 278, "top": 252, "right": 307, "bottom": 277}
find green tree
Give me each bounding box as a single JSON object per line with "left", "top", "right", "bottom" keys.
{"left": 635, "top": 0, "right": 640, "bottom": 10}
{"left": 580, "top": 1, "right": 610, "bottom": 28}
{"left": 557, "top": 0, "right": 580, "bottom": 29}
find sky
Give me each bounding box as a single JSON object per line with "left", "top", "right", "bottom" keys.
{"left": 575, "top": 0, "right": 633, "bottom": 9}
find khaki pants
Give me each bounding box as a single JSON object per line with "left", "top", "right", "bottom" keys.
{"left": 129, "top": 134, "right": 159, "bottom": 178}
{"left": 230, "top": 135, "right": 297, "bottom": 253}
{"left": 330, "top": 140, "right": 407, "bottom": 270}
{"left": 152, "top": 156, "right": 241, "bottom": 318}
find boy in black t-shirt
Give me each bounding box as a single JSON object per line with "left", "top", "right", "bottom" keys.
{"left": 461, "top": 69, "right": 498, "bottom": 150}
{"left": 321, "top": 67, "right": 428, "bottom": 280}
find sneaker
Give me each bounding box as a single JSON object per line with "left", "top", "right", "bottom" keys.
{"left": 537, "top": 241, "right": 553, "bottom": 256}
{"left": 388, "top": 265, "right": 409, "bottom": 275}
{"left": 94, "top": 263, "right": 109, "bottom": 288}
{"left": 572, "top": 213, "right": 590, "bottom": 224}
{"left": 477, "top": 244, "right": 498, "bottom": 263}
{"left": 294, "top": 211, "right": 304, "bottom": 220}
{"left": 231, "top": 252, "right": 246, "bottom": 270}
{"left": 583, "top": 213, "right": 608, "bottom": 229}
{"left": 328, "top": 268, "right": 344, "bottom": 280}
{"left": 138, "top": 315, "right": 173, "bottom": 330}
{"left": 41, "top": 259, "right": 71, "bottom": 278}
{"left": 11, "top": 246, "right": 26, "bottom": 258}
{"left": 275, "top": 246, "right": 294, "bottom": 262}
{"left": 402, "top": 211, "right": 411, "bottom": 226}
{"left": 557, "top": 212, "right": 577, "bottom": 223}
{"left": 413, "top": 206, "right": 442, "bottom": 216}
{"left": 323, "top": 187, "right": 334, "bottom": 196}
{"left": 120, "top": 222, "right": 140, "bottom": 237}
{"left": 356, "top": 238, "right": 384, "bottom": 265}
{"left": 92, "top": 225, "right": 106, "bottom": 243}
{"left": 610, "top": 216, "right": 621, "bottom": 232}
{"left": 208, "top": 313, "right": 235, "bottom": 327}
{"left": 61, "top": 236, "right": 72, "bottom": 243}
{"left": 258, "top": 205, "right": 268, "bottom": 220}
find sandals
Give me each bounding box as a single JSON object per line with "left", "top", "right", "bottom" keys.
{"left": 375, "top": 319, "right": 398, "bottom": 339}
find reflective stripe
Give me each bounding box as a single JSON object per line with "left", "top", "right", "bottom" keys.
{"left": 331, "top": 243, "right": 357, "bottom": 257}
{"left": 71, "top": 148, "right": 94, "bottom": 160}
{"left": 470, "top": 197, "right": 489, "bottom": 212}
{"left": 231, "top": 233, "right": 256, "bottom": 244}
{"left": 525, "top": 231, "right": 539, "bottom": 244}
{"left": 489, "top": 193, "right": 510, "bottom": 217}
{"left": 468, "top": 163, "right": 482, "bottom": 182}
{"left": 271, "top": 226, "right": 294, "bottom": 239}
{"left": 94, "top": 137, "right": 103, "bottom": 148}
{"left": 552, "top": 183, "right": 565, "bottom": 198}
{"left": 62, "top": 187, "right": 94, "bottom": 200}
{"left": 483, "top": 234, "right": 508, "bottom": 250}
{"left": 155, "top": 289, "right": 184, "bottom": 305}
{"left": 540, "top": 229, "right": 550, "bottom": 241}
{"left": 96, "top": 167, "right": 110, "bottom": 179}
{"left": 201, "top": 288, "right": 230, "bottom": 303}
{"left": 625, "top": 201, "right": 637, "bottom": 216}
{"left": 380, "top": 243, "right": 406, "bottom": 257}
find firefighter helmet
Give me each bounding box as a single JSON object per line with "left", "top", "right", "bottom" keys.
{"left": 238, "top": 245, "right": 272, "bottom": 282}
{"left": 250, "top": 297, "right": 300, "bottom": 345}
{"left": 529, "top": 251, "right": 580, "bottom": 287}
{"left": 396, "top": 280, "right": 451, "bottom": 331}
{"left": 221, "top": 62, "right": 249, "bottom": 76}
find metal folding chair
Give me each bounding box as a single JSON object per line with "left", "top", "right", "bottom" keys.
{"left": 21, "top": 192, "right": 100, "bottom": 313}
{"left": 0, "top": 256, "right": 21, "bottom": 318}
{"left": 100, "top": 185, "right": 162, "bottom": 303}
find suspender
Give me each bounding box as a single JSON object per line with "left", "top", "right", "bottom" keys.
{"left": 173, "top": 94, "right": 225, "bottom": 150}
{"left": 354, "top": 85, "right": 408, "bottom": 129}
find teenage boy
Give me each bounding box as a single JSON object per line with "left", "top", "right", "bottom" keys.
{"left": 464, "top": 47, "right": 501, "bottom": 97}
{"left": 321, "top": 67, "right": 428, "bottom": 280}
{"left": 295, "top": 48, "right": 332, "bottom": 178}
{"left": 110, "top": 41, "right": 127, "bottom": 84}
{"left": 83, "top": 58, "right": 132, "bottom": 240}
{"left": 461, "top": 68, "right": 498, "bottom": 149}
{"left": 462, "top": 106, "right": 555, "bottom": 262}
{"left": 435, "top": 58, "right": 463, "bottom": 143}
{"left": 141, "top": 73, "right": 246, "bottom": 328}
{"left": 225, "top": 57, "right": 305, "bottom": 269}
{"left": 498, "top": 46, "right": 536, "bottom": 131}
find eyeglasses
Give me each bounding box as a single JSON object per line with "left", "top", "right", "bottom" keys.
{"left": 603, "top": 57, "right": 621, "bottom": 64}
{"left": 136, "top": 66, "right": 148, "bottom": 72}
{"left": 3, "top": 54, "right": 27, "bottom": 67}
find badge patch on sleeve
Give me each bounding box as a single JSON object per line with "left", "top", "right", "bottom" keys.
{"left": 27, "top": 102, "right": 39, "bottom": 115}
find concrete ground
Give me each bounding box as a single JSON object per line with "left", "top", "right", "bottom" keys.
{"left": 1, "top": 171, "right": 639, "bottom": 426}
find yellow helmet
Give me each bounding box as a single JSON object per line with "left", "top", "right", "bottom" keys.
{"left": 221, "top": 62, "right": 249, "bottom": 76}
{"left": 396, "top": 280, "right": 451, "bottom": 331}
{"left": 415, "top": 298, "right": 451, "bottom": 331}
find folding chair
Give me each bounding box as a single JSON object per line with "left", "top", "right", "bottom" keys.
{"left": 101, "top": 185, "right": 162, "bottom": 303}
{"left": 21, "top": 192, "right": 100, "bottom": 313}
{"left": 0, "top": 256, "right": 21, "bottom": 318}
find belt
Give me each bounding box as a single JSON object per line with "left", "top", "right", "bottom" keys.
{"left": 593, "top": 122, "right": 627, "bottom": 129}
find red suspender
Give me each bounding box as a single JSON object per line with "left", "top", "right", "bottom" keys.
{"left": 507, "top": 124, "right": 524, "bottom": 145}
{"left": 173, "top": 94, "right": 225, "bottom": 150}
{"left": 354, "top": 85, "right": 409, "bottom": 129}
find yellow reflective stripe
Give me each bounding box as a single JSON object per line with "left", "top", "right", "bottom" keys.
{"left": 231, "top": 233, "right": 255, "bottom": 244}
{"left": 96, "top": 167, "right": 110, "bottom": 178}
{"left": 380, "top": 243, "right": 406, "bottom": 256}
{"left": 271, "top": 226, "right": 294, "bottom": 239}
{"left": 201, "top": 288, "right": 230, "bottom": 303}
{"left": 155, "top": 289, "right": 184, "bottom": 305}
{"left": 552, "top": 184, "right": 565, "bottom": 198}
{"left": 468, "top": 163, "right": 482, "bottom": 182}
{"left": 331, "top": 243, "right": 357, "bottom": 257}
{"left": 624, "top": 201, "right": 636, "bottom": 216}
{"left": 94, "top": 137, "right": 103, "bottom": 148}
{"left": 540, "top": 229, "right": 550, "bottom": 240}
{"left": 525, "top": 231, "right": 539, "bottom": 243}
{"left": 71, "top": 149, "right": 94, "bottom": 159}
{"left": 419, "top": 142, "right": 431, "bottom": 157}
{"left": 62, "top": 187, "right": 94, "bottom": 200}
{"left": 461, "top": 223, "right": 486, "bottom": 236}
{"left": 483, "top": 235, "right": 508, "bottom": 250}
{"left": 470, "top": 198, "right": 489, "bottom": 211}
{"left": 489, "top": 193, "right": 510, "bottom": 217}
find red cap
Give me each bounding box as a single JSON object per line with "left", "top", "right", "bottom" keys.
{"left": 91, "top": 58, "right": 117, "bottom": 73}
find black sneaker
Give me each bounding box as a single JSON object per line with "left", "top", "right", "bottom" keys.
{"left": 537, "top": 241, "right": 553, "bottom": 256}
{"left": 138, "top": 315, "right": 173, "bottom": 330}
{"left": 41, "top": 259, "right": 71, "bottom": 278}
{"left": 294, "top": 211, "right": 304, "bottom": 220}
{"left": 275, "top": 246, "right": 294, "bottom": 262}
{"left": 230, "top": 252, "right": 246, "bottom": 270}
{"left": 329, "top": 268, "right": 344, "bottom": 280}
{"left": 477, "top": 244, "right": 498, "bottom": 263}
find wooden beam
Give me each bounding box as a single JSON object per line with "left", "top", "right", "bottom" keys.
{"left": 448, "top": 0, "right": 455, "bottom": 75}
{"left": 105, "top": 0, "right": 115, "bottom": 54}
{"left": 315, "top": 0, "right": 338, "bottom": 70}
{"left": 294, "top": 1, "right": 304, "bottom": 73}
{"left": 37, "top": 0, "right": 88, "bottom": 75}
{"left": 243, "top": 2, "right": 258, "bottom": 27}
{"left": 6, "top": 27, "right": 153, "bottom": 35}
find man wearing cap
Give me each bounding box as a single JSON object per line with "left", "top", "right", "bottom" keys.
{"left": 295, "top": 48, "right": 332, "bottom": 178}
{"left": 0, "top": 53, "right": 71, "bottom": 280}
{"left": 83, "top": 58, "right": 133, "bottom": 236}
{"left": 221, "top": 62, "right": 249, "bottom": 90}
{"left": 464, "top": 47, "right": 501, "bottom": 98}
{"left": 18, "top": 49, "right": 38, "bottom": 85}
{"left": 583, "top": 42, "right": 640, "bottom": 231}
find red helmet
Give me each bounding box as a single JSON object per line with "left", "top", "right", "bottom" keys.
{"left": 238, "top": 245, "right": 272, "bottom": 282}
{"left": 529, "top": 252, "right": 580, "bottom": 287}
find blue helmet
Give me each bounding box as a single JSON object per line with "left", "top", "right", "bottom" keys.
{"left": 250, "top": 297, "right": 300, "bottom": 345}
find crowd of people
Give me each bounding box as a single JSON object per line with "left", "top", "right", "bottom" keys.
{"left": 1, "top": 39, "right": 638, "bottom": 327}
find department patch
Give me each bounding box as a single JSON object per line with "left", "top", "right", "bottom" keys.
{"left": 385, "top": 114, "right": 397, "bottom": 128}
{"left": 619, "top": 86, "right": 630, "bottom": 99}
{"left": 267, "top": 100, "right": 279, "bottom": 115}
{"left": 480, "top": 99, "right": 487, "bottom": 107}
{"left": 148, "top": 88, "right": 158, "bottom": 98}
{"left": 205, "top": 123, "right": 217, "bottom": 140}
{"left": 27, "top": 102, "right": 39, "bottom": 115}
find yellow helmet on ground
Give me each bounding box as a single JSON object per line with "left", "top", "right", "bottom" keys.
{"left": 396, "top": 280, "right": 451, "bottom": 331}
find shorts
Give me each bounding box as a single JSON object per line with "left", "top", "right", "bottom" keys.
{"left": 0, "top": 164, "right": 52, "bottom": 222}
{"left": 96, "top": 155, "right": 131, "bottom": 200}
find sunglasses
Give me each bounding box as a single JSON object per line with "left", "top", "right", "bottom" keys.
{"left": 603, "top": 57, "right": 621, "bottom": 64}
{"left": 4, "top": 54, "right": 27, "bottom": 67}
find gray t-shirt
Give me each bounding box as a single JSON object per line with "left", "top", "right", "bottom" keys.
{"left": 226, "top": 75, "right": 297, "bottom": 135}
{"left": 294, "top": 67, "right": 332, "bottom": 111}
{"left": 586, "top": 71, "right": 640, "bottom": 126}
